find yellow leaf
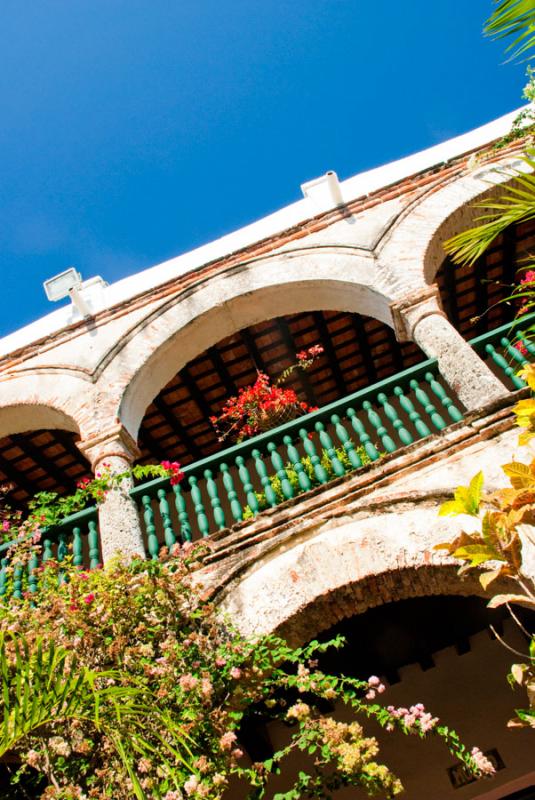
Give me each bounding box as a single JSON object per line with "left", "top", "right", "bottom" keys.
{"left": 479, "top": 568, "right": 503, "bottom": 591}
{"left": 502, "top": 461, "right": 534, "bottom": 489}
{"left": 518, "top": 364, "right": 535, "bottom": 391}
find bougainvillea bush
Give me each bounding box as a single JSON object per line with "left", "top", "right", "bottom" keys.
{"left": 0, "top": 545, "right": 495, "bottom": 799}
{"left": 210, "top": 346, "right": 323, "bottom": 443}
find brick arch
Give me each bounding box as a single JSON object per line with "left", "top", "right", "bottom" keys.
{"left": 377, "top": 154, "right": 528, "bottom": 292}
{"left": 216, "top": 506, "right": 491, "bottom": 646}
{"left": 102, "top": 248, "right": 397, "bottom": 439}
{"left": 0, "top": 373, "right": 93, "bottom": 439}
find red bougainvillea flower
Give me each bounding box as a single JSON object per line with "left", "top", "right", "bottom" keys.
{"left": 520, "top": 269, "right": 535, "bottom": 284}
{"left": 161, "top": 460, "right": 185, "bottom": 486}
{"left": 514, "top": 340, "right": 528, "bottom": 356}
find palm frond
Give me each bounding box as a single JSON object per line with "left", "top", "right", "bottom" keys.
{"left": 444, "top": 154, "right": 535, "bottom": 266}
{"left": 485, "top": 0, "right": 535, "bottom": 62}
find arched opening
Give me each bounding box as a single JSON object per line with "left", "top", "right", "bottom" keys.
{"left": 243, "top": 596, "right": 535, "bottom": 799}
{"left": 136, "top": 309, "right": 422, "bottom": 466}
{"left": 0, "top": 406, "right": 90, "bottom": 507}
{"left": 435, "top": 218, "right": 535, "bottom": 339}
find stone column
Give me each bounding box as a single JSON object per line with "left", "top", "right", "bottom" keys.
{"left": 78, "top": 424, "right": 145, "bottom": 563}
{"left": 391, "top": 286, "right": 508, "bottom": 411}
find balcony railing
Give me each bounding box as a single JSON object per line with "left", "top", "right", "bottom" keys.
{"left": 0, "top": 315, "right": 532, "bottom": 600}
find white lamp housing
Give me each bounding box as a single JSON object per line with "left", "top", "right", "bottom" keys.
{"left": 43, "top": 267, "right": 82, "bottom": 301}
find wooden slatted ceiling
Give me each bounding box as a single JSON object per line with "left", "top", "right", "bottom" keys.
{"left": 1, "top": 216, "right": 534, "bottom": 501}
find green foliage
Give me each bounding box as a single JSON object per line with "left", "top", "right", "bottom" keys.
{"left": 243, "top": 445, "right": 373, "bottom": 520}
{"left": 438, "top": 472, "right": 484, "bottom": 518}
{"left": 444, "top": 151, "right": 535, "bottom": 267}
{"left": 484, "top": 0, "right": 535, "bottom": 63}
{"left": 0, "top": 543, "right": 487, "bottom": 798}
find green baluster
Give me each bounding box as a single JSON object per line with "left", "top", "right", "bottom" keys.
{"left": 501, "top": 336, "right": 528, "bottom": 366}
{"left": 189, "top": 476, "right": 210, "bottom": 538}
{"left": 28, "top": 550, "right": 39, "bottom": 598}
{"left": 346, "top": 409, "right": 379, "bottom": 461}
{"left": 73, "top": 527, "right": 84, "bottom": 568}
{"left": 13, "top": 563, "right": 23, "bottom": 600}
{"left": 172, "top": 483, "right": 192, "bottom": 542}
{"left": 88, "top": 520, "right": 100, "bottom": 569}
{"left": 220, "top": 463, "right": 244, "bottom": 521}
{"left": 393, "top": 386, "right": 431, "bottom": 438}
{"left": 251, "top": 451, "right": 277, "bottom": 508}
{"left": 158, "top": 488, "right": 177, "bottom": 548}
{"left": 57, "top": 531, "right": 67, "bottom": 586}
{"left": 142, "top": 495, "right": 160, "bottom": 559}
{"left": 377, "top": 392, "right": 413, "bottom": 446}
{"left": 204, "top": 469, "right": 226, "bottom": 531}
{"left": 267, "top": 443, "right": 294, "bottom": 500}
{"left": 235, "top": 456, "right": 259, "bottom": 515}
{"left": 409, "top": 379, "right": 446, "bottom": 430}
{"left": 299, "top": 428, "right": 329, "bottom": 484}
{"left": 42, "top": 536, "right": 54, "bottom": 563}
{"left": 331, "top": 414, "right": 362, "bottom": 468}
{"left": 315, "top": 421, "right": 346, "bottom": 476}
{"left": 0, "top": 557, "right": 7, "bottom": 597}
{"left": 424, "top": 372, "right": 464, "bottom": 422}
{"left": 362, "top": 401, "right": 396, "bottom": 453}
{"left": 520, "top": 332, "right": 535, "bottom": 357}
{"left": 485, "top": 343, "right": 525, "bottom": 389}
{"left": 283, "top": 435, "right": 311, "bottom": 492}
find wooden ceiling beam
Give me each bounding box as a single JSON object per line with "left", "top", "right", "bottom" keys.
{"left": 274, "top": 318, "right": 318, "bottom": 406}
{"left": 151, "top": 396, "right": 204, "bottom": 460}
{"left": 10, "top": 434, "right": 74, "bottom": 491}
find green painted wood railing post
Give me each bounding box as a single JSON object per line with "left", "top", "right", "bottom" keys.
{"left": 299, "top": 429, "right": 329, "bottom": 484}
{"left": 314, "top": 421, "right": 346, "bottom": 476}
{"left": 0, "top": 557, "right": 7, "bottom": 597}
{"left": 485, "top": 343, "right": 525, "bottom": 389}
{"left": 57, "top": 532, "right": 67, "bottom": 563}
{"left": 346, "top": 408, "right": 380, "bottom": 461}
{"left": 283, "top": 435, "right": 311, "bottom": 491}
{"left": 172, "top": 483, "right": 192, "bottom": 542}
{"left": 42, "top": 536, "right": 54, "bottom": 563}
{"left": 267, "top": 443, "right": 294, "bottom": 500}
{"left": 73, "top": 527, "right": 84, "bottom": 568}
{"left": 88, "top": 520, "right": 100, "bottom": 568}
{"left": 220, "top": 462, "right": 244, "bottom": 520}
{"left": 157, "top": 488, "right": 177, "bottom": 548}
{"left": 409, "top": 379, "right": 446, "bottom": 430}
{"left": 188, "top": 476, "right": 211, "bottom": 537}
{"left": 28, "top": 550, "right": 39, "bottom": 598}
{"left": 204, "top": 469, "right": 226, "bottom": 530}
{"left": 251, "top": 450, "right": 278, "bottom": 508}
{"left": 393, "top": 386, "right": 431, "bottom": 438}
{"left": 377, "top": 392, "right": 413, "bottom": 446}
{"left": 142, "top": 495, "right": 160, "bottom": 559}
{"left": 331, "top": 414, "right": 362, "bottom": 468}
{"left": 13, "top": 564, "right": 23, "bottom": 600}
{"left": 235, "top": 456, "right": 260, "bottom": 514}
{"left": 424, "top": 372, "right": 464, "bottom": 422}
{"left": 362, "top": 401, "right": 396, "bottom": 453}
{"left": 501, "top": 336, "right": 528, "bottom": 366}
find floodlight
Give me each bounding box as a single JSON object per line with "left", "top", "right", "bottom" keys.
{"left": 43, "top": 267, "right": 92, "bottom": 318}
{"left": 43, "top": 268, "right": 82, "bottom": 302}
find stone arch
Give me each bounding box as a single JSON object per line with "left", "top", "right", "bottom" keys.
{"left": 216, "top": 506, "right": 491, "bottom": 645}
{"left": 103, "top": 248, "right": 397, "bottom": 438}
{"left": 377, "top": 154, "right": 529, "bottom": 292}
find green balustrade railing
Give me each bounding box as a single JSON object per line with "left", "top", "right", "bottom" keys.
{"left": 0, "top": 506, "right": 100, "bottom": 602}
{"left": 130, "top": 356, "right": 467, "bottom": 552}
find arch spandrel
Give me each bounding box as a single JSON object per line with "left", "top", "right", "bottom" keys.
{"left": 102, "top": 249, "right": 396, "bottom": 438}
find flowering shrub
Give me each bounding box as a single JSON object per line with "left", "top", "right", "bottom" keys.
{"left": 1, "top": 461, "right": 183, "bottom": 545}
{"left": 0, "top": 542, "right": 492, "bottom": 800}
{"left": 210, "top": 346, "right": 324, "bottom": 443}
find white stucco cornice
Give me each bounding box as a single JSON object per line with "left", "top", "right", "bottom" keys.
{"left": 0, "top": 105, "right": 527, "bottom": 360}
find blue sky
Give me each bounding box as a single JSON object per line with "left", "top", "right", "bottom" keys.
{"left": 0, "top": 1, "right": 527, "bottom": 337}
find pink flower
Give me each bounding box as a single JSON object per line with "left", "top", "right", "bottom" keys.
{"left": 184, "top": 776, "right": 200, "bottom": 796}
{"left": 470, "top": 747, "right": 496, "bottom": 776}
{"left": 230, "top": 666, "right": 242, "bottom": 679}
{"left": 83, "top": 593, "right": 95, "bottom": 604}
{"left": 215, "top": 657, "right": 227, "bottom": 667}
{"left": 1, "top": 520, "right": 9, "bottom": 531}
{"left": 219, "top": 731, "right": 237, "bottom": 750}
{"left": 367, "top": 675, "right": 380, "bottom": 687}
{"left": 231, "top": 748, "right": 244, "bottom": 760}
